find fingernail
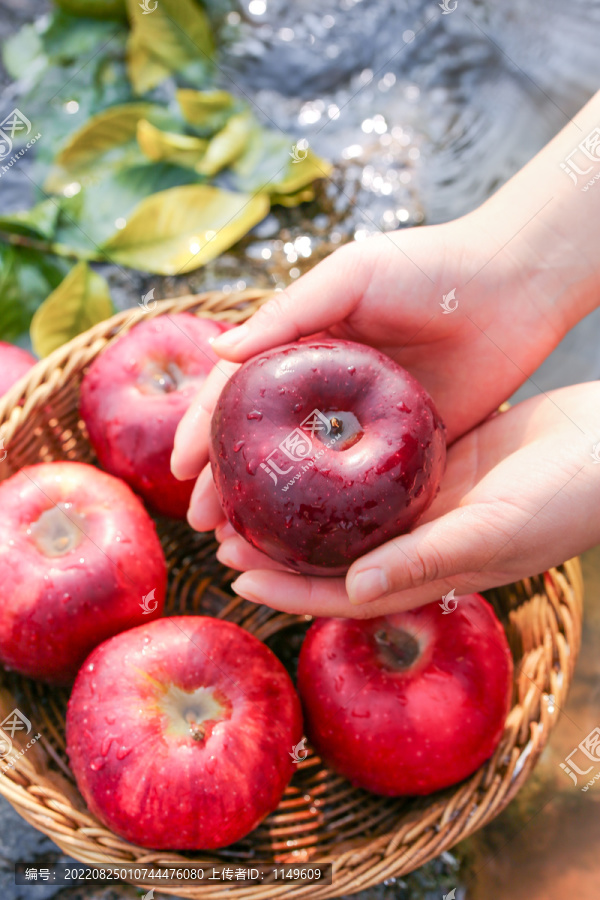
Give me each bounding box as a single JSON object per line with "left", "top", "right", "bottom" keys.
{"left": 347, "top": 568, "right": 389, "bottom": 605}
{"left": 231, "top": 577, "right": 260, "bottom": 604}
{"left": 212, "top": 324, "right": 249, "bottom": 350}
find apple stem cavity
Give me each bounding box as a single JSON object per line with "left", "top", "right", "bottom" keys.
{"left": 137, "top": 360, "right": 187, "bottom": 395}
{"left": 374, "top": 628, "right": 420, "bottom": 670}
{"left": 28, "top": 504, "right": 86, "bottom": 558}
{"left": 158, "top": 684, "right": 231, "bottom": 744}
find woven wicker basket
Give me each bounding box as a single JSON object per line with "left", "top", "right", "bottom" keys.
{"left": 0, "top": 290, "right": 584, "bottom": 899}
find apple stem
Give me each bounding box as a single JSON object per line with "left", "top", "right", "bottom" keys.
{"left": 374, "top": 629, "right": 420, "bottom": 670}
{"left": 329, "top": 417, "right": 343, "bottom": 434}
{"left": 189, "top": 722, "right": 206, "bottom": 742}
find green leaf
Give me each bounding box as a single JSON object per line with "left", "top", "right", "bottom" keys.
{"left": 30, "top": 262, "right": 115, "bottom": 357}
{"left": 55, "top": 161, "right": 203, "bottom": 251}
{"left": 0, "top": 200, "right": 61, "bottom": 240}
{"left": 102, "top": 184, "right": 269, "bottom": 274}
{"left": 177, "top": 88, "right": 235, "bottom": 133}
{"left": 42, "top": 10, "right": 123, "bottom": 63}
{"left": 2, "top": 24, "right": 46, "bottom": 82}
{"left": 195, "top": 111, "right": 254, "bottom": 177}
{"left": 0, "top": 245, "right": 68, "bottom": 342}
{"left": 137, "top": 120, "right": 207, "bottom": 169}
{"left": 233, "top": 128, "right": 332, "bottom": 195}
{"left": 45, "top": 102, "right": 173, "bottom": 192}
{"left": 125, "top": 0, "right": 214, "bottom": 95}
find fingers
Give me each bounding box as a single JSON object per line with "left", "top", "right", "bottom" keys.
{"left": 210, "top": 243, "right": 372, "bottom": 362}
{"left": 345, "top": 503, "right": 511, "bottom": 606}
{"left": 230, "top": 568, "right": 493, "bottom": 618}
{"left": 187, "top": 464, "right": 225, "bottom": 532}
{"left": 171, "top": 359, "right": 239, "bottom": 481}
{"left": 217, "top": 534, "right": 290, "bottom": 573}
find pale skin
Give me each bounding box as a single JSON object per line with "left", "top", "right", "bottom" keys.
{"left": 172, "top": 90, "right": 600, "bottom": 618}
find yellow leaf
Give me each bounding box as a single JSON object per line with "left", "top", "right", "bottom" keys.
{"left": 30, "top": 262, "right": 115, "bottom": 357}
{"left": 177, "top": 88, "right": 235, "bottom": 130}
{"left": 270, "top": 186, "right": 316, "bottom": 207}
{"left": 195, "top": 111, "right": 254, "bottom": 177}
{"left": 137, "top": 120, "right": 207, "bottom": 168}
{"left": 125, "top": 0, "right": 213, "bottom": 94}
{"left": 102, "top": 184, "right": 269, "bottom": 275}
{"left": 46, "top": 102, "right": 161, "bottom": 192}
{"left": 271, "top": 150, "right": 332, "bottom": 195}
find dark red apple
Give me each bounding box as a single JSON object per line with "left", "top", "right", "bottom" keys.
{"left": 0, "top": 461, "right": 166, "bottom": 685}
{"left": 209, "top": 339, "right": 446, "bottom": 575}
{"left": 80, "top": 313, "right": 231, "bottom": 519}
{"left": 297, "top": 595, "right": 513, "bottom": 795}
{"left": 66, "top": 616, "right": 303, "bottom": 849}
{"left": 0, "top": 342, "right": 36, "bottom": 398}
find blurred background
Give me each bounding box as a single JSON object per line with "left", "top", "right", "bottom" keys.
{"left": 1, "top": 0, "right": 600, "bottom": 898}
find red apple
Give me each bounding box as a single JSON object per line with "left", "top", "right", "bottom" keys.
{"left": 66, "top": 616, "right": 303, "bottom": 849}
{"left": 297, "top": 595, "right": 513, "bottom": 795}
{"left": 0, "top": 461, "right": 166, "bottom": 685}
{"left": 0, "top": 342, "right": 36, "bottom": 398}
{"left": 80, "top": 313, "right": 231, "bottom": 519}
{"left": 210, "top": 339, "right": 446, "bottom": 575}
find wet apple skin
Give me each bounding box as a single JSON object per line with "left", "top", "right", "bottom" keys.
{"left": 210, "top": 339, "right": 446, "bottom": 575}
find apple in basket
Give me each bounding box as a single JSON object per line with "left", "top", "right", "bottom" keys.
{"left": 66, "top": 616, "right": 303, "bottom": 849}
{"left": 80, "top": 313, "right": 232, "bottom": 519}
{"left": 0, "top": 462, "right": 166, "bottom": 685}
{"left": 297, "top": 594, "right": 513, "bottom": 795}
{"left": 0, "top": 341, "right": 36, "bottom": 399}
{"left": 209, "top": 339, "right": 446, "bottom": 574}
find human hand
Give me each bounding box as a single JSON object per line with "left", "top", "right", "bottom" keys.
{"left": 212, "top": 380, "right": 600, "bottom": 617}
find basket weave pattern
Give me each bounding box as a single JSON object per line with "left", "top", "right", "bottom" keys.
{"left": 0, "top": 291, "right": 584, "bottom": 898}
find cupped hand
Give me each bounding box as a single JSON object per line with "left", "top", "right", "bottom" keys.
{"left": 170, "top": 204, "right": 586, "bottom": 614}
{"left": 216, "top": 381, "right": 600, "bottom": 617}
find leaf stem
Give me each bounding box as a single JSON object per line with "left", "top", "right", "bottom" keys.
{"left": 0, "top": 230, "right": 103, "bottom": 262}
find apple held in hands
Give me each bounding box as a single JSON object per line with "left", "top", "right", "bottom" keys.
{"left": 66, "top": 616, "right": 303, "bottom": 849}
{"left": 0, "top": 342, "right": 36, "bottom": 399}
{"left": 297, "top": 595, "right": 513, "bottom": 796}
{"left": 0, "top": 461, "right": 166, "bottom": 685}
{"left": 210, "top": 339, "right": 446, "bottom": 575}
{"left": 80, "top": 313, "right": 231, "bottom": 519}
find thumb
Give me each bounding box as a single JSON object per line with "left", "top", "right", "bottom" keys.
{"left": 345, "top": 503, "right": 515, "bottom": 605}
{"left": 211, "top": 242, "right": 371, "bottom": 361}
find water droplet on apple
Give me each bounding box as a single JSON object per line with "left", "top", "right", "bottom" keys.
{"left": 396, "top": 401, "right": 412, "bottom": 413}
{"left": 246, "top": 459, "right": 258, "bottom": 476}
{"left": 105, "top": 715, "right": 116, "bottom": 725}
{"left": 101, "top": 736, "right": 115, "bottom": 757}
{"left": 247, "top": 410, "right": 263, "bottom": 421}
{"left": 347, "top": 365, "right": 356, "bottom": 375}
{"left": 233, "top": 440, "right": 245, "bottom": 452}
{"left": 116, "top": 745, "right": 132, "bottom": 760}
{"left": 351, "top": 708, "right": 371, "bottom": 718}
{"left": 90, "top": 758, "right": 105, "bottom": 771}
{"left": 293, "top": 402, "right": 303, "bottom": 412}
{"left": 334, "top": 674, "right": 344, "bottom": 692}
